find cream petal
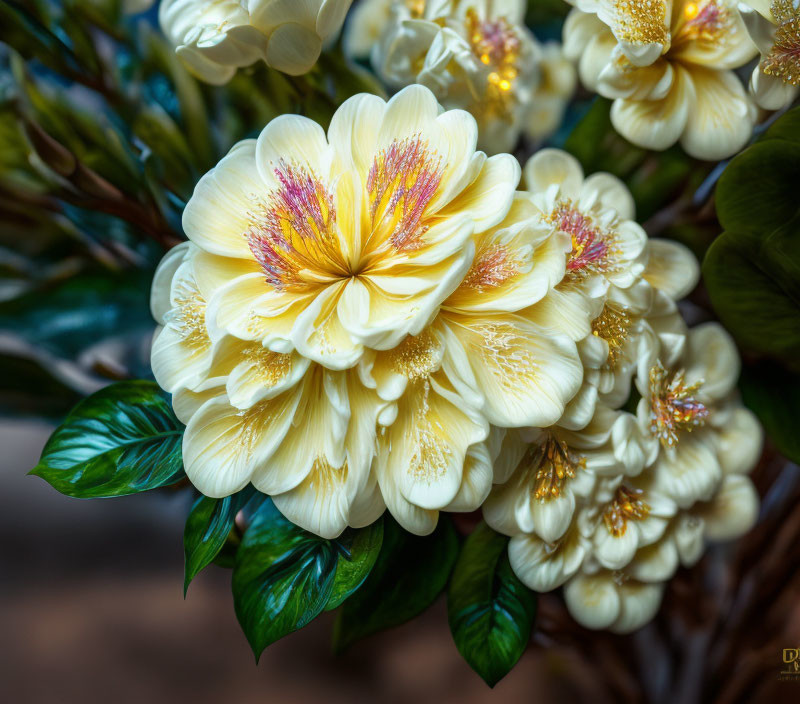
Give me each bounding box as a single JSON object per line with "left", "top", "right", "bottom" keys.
{"left": 529, "top": 493, "right": 576, "bottom": 543}
{"left": 327, "top": 92, "right": 386, "bottom": 181}
{"left": 610, "top": 580, "right": 664, "bottom": 633}
{"left": 699, "top": 474, "right": 759, "bottom": 541}
{"left": 523, "top": 148, "right": 584, "bottom": 199}
{"left": 684, "top": 322, "right": 740, "bottom": 401}
{"left": 151, "top": 242, "right": 191, "bottom": 324}
{"left": 750, "top": 66, "right": 800, "bottom": 111}
{"left": 444, "top": 442, "right": 494, "bottom": 511}
{"left": 251, "top": 369, "right": 350, "bottom": 494}
{"left": 183, "top": 391, "right": 301, "bottom": 497}
{"left": 626, "top": 537, "right": 678, "bottom": 582}
{"left": 582, "top": 172, "right": 636, "bottom": 221}
{"left": 680, "top": 67, "right": 755, "bottom": 161}
{"left": 347, "top": 474, "right": 387, "bottom": 528}
{"left": 716, "top": 407, "right": 763, "bottom": 475}
{"left": 564, "top": 572, "right": 622, "bottom": 630}
{"left": 610, "top": 64, "right": 695, "bottom": 151}
{"left": 595, "top": 520, "right": 640, "bottom": 569}
{"left": 673, "top": 513, "right": 705, "bottom": 566}
{"left": 151, "top": 324, "right": 213, "bottom": 393}
{"left": 255, "top": 114, "right": 330, "bottom": 187}
{"left": 652, "top": 434, "right": 722, "bottom": 507}
{"left": 225, "top": 343, "right": 310, "bottom": 408}
{"left": 441, "top": 313, "right": 583, "bottom": 428}
{"left": 264, "top": 22, "right": 322, "bottom": 74}
{"left": 182, "top": 139, "right": 264, "bottom": 259}
{"left": 386, "top": 376, "right": 488, "bottom": 510}
{"left": 644, "top": 238, "right": 699, "bottom": 300}
{"left": 171, "top": 385, "right": 224, "bottom": 425}
{"left": 508, "top": 532, "right": 586, "bottom": 592}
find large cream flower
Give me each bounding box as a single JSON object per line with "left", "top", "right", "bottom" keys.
{"left": 740, "top": 0, "right": 800, "bottom": 110}
{"left": 563, "top": 0, "right": 758, "bottom": 159}
{"left": 367, "top": 0, "right": 575, "bottom": 152}
{"left": 150, "top": 87, "right": 584, "bottom": 537}
{"left": 159, "top": 0, "right": 352, "bottom": 82}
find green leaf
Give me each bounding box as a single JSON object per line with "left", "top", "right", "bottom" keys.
{"left": 715, "top": 139, "right": 800, "bottom": 236}
{"left": 325, "top": 517, "right": 384, "bottom": 611}
{"left": 740, "top": 364, "right": 800, "bottom": 464}
{"left": 703, "top": 223, "right": 800, "bottom": 364}
{"left": 31, "top": 380, "right": 184, "bottom": 498}
{"left": 332, "top": 515, "right": 459, "bottom": 653}
{"left": 447, "top": 522, "right": 537, "bottom": 687}
{"left": 184, "top": 487, "right": 260, "bottom": 594}
{"left": 232, "top": 501, "right": 383, "bottom": 659}
{"left": 762, "top": 103, "right": 800, "bottom": 143}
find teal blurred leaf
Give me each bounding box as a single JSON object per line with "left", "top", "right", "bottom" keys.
{"left": 332, "top": 515, "right": 459, "bottom": 653}
{"left": 31, "top": 380, "right": 185, "bottom": 497}
{"left": 447, "top": 522, "right": 537, "bottom": 687}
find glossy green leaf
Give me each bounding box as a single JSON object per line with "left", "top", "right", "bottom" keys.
{"left": 332, "top": 515, "right": 459, "bottom": 653}
{"left": 184, "top": 487, "right": 261, "bottom": 594}
{"left": 703, "top": 223, "right": 800, "bottom": 363}
{"left": 232, "top": 501, "right": 383, "bottom": 659}
{"left": 31, "top": 380, "right": 184, "bottom": 497}
{"left": 740, "top": 364, "right": 800, "bottom": 464}
{"left": 447, "top": 522, "right": 537, "bottom": 686}
{"left": 325, "top": 517, "right": 384, "bottom": 611}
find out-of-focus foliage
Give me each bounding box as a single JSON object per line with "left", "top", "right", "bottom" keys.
{"left": 0, "top": 0, "right": 381, "bottom": 416}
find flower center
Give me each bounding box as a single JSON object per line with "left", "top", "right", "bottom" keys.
{"left": 466, "top": 9, "right": 520, "bottom": 115}
{"left": 522, "top": 434, "right": 585, "bottom": 502}
{"left": 763, "top": 0, "right": 800, "bottom": 86}
{"left": 548, "top": 200, "right": 619, "bottom": 282}
{"left": 367, "top": 134, "right": 443, "bottom": 254}
{"left": 674, "top": 0, "right": 731, "bottom": 45}
{"left": 649, "top": 361, "right": 709, "bottom": 447}
{"left": 603, "top": 486, "right": 650, "bottom": 537}
{"left": 592, "top": 303, "right": 633, "bottom": 369}
{"left": 246, "top": 161, "right": 348, "bottom": 291}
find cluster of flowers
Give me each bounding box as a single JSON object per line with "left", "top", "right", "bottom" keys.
{"left": 150, "top": 85, "right": 762, "bottom": 633}
{"left": 152, "top": 0, "right": 800, "bottom": 158}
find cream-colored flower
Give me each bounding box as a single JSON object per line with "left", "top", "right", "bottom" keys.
{"left": 740, "top": 0, "right": 800, "bottom": 110}
{"left": 636, "top": 322, "right": 762, "bottom": 509}
{"left": 370, "top": 0, "right": 574, "bottom": 152}
{"left": 522, "top": 148, "right": 697, "bottom": 430}
{"left": 564, "top": 0, "right": 758, "bottom": 159}
{"left": 151, "top": 87, "right": 586, "bottom": 537}
{"left": 181, "top": 86, "right": 519, "bottom": 370}
{"left": 484, "top": 403, "right": 648, "bottom": 545}
{"left": 159, "top": 0, "right": 353, "bottom": 82}
{"left": 343, "top": 0, "right": 395, "bottom": 60}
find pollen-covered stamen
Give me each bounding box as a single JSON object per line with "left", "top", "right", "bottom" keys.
{"left": 168, "top": 279, "right": 207, "bottom": 348}
{"left": 592, "top": 303, "right": 633, "bottom": 368}
{"left": 762, "top": 0, "right": 800, "bottom": 86}
{"left": 613, "top": 0, "right": 670, "bottom": 47}
{"left": 649, "top": 361, "right": 709, "bottom": 447}
{"left": 246, "top": 160, "right": 347, "bottom": 291}
{"left": 367, "top": 135, "right": 443, "bottom": 253}
{"left": 549, "top": 200, "right": 618, "bottom": 282}
{"left": 603, "top": 486, "right": 650, "bottom": 537}
{"left": 522, "top": 434, "right": 586, "bottom": 502}
{"left": 461, "top": 243, "right": 519, "bottom": 290}
{"left": 466, "top": 9, "right": 520, "bottom": 116}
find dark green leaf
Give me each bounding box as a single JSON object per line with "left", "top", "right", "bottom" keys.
{"left": 31, "top": 380, "right": 185, "bottom": 497}
{"left": 762, "top": 104, "right": 800, "bottom": 143}
{"left": 740, "top": 364, "right": 800, "bottom": 464}
{"left": 447, "top": 522, "right": 537, "bottom": 687}
{"left": 184, "top": 487, "right": 260, "bottom": 594}
{"left": 332, "top": 515, "right": 459, "bottom": 653}
{"left": 703, "top": 223, "right": 800, "bottom": 363}
{"left": 715, "top": 139, "right": 800, "bottom": 236}
{"left": 232, "top": 500, "right": 338, "bottom": 660}
{"left": 232, "top": 502, "right": 384, "bottom": 659}
{"left": 325, "top": 517, "right": 384, "bottom": 611}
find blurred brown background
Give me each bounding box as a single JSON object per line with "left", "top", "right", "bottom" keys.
{"left": 3, "top": 418, "right": 799, "bottom": 704}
